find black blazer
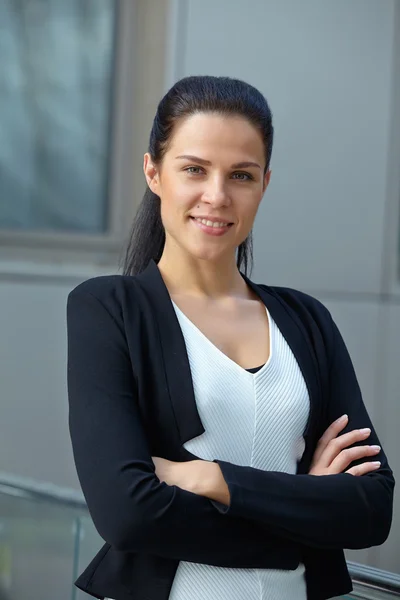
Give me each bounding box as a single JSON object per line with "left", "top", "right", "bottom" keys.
{"left": 66, "top": 259, "right": 394, "bottom": 600}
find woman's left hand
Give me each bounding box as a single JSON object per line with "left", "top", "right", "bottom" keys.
{"left": 152, "top": 456, "right": 230, "bottom": 505}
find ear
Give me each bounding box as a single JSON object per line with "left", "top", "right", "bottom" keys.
{"left": 143, "top": 153, "right": 160, "bottom": 195}
{"left": 262, "top": 169, "right": 272, "bottom": 194}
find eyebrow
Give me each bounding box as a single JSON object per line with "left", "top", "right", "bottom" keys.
{"left": 175, "top": 155, "right": 261, "bottom": 170}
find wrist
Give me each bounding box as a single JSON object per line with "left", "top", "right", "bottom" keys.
{"left": 201, "top": 461, "right": 230, "bottom": 506}
{"left": 173, "top": 460, "right": 230, "bottom": 506}
{"left": 173, "top": 460, "right": 208, "bottom": 495}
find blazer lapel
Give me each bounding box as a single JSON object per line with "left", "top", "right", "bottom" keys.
{"left": 240, "top": 275, "right": 322, "bottom": 442}
{"left": 136, "top": 260, "right": 205, "bottom": 445}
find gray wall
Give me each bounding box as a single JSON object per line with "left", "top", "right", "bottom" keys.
{"left": 0, "top": 276, "right": 90, "bottom": 490}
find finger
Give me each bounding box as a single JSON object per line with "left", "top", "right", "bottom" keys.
{"left": 313, "top": 415, "right": 349, "bottom": 464}
{"left": 330, "top": 444, "right": 381, "bottom": 472}
{"left": 320, "top": 414, "right": 349, "bottom": 442}
{"left": 346, "top": 461, "right": 381, "bottom": 476}
{"left": 317, "top": 428, "right": 372, "bottom": 468}
{"left": 335, "top": 428, "right": 372, "bottom": 450}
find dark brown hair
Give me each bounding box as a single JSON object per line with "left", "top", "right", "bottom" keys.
{"left": 121, "top": 75, "right": 274, "bottom": 276}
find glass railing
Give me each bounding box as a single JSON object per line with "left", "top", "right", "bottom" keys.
{"left": 0, "top": 474, "right": 103, "bottom": 600}
{"left": 0, "top": 473, "right": 398, "bottom": 599}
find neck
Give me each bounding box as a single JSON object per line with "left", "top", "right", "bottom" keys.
{"left": 157, "top": 245, "right": 249, "bottom": 300}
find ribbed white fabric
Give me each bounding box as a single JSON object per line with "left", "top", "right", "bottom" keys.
{"left": 167, "top": 301, "right": 310, "bottom": 600}
{"left": 106, "top": 302, "right": 310, "bottom": 600}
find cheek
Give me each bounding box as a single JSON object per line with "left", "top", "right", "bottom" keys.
{"left": 235, "top": 191, "right": 262, "bottom": 222}
{"left": 161, "top": 180, "right": 198, "bottom": 217}
{"left": 159, "top": 192, "right": 191, "bottom": 233}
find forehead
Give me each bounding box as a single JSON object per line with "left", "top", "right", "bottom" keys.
{"left": 166, "top": 112, "right": 265, "bottom": 160}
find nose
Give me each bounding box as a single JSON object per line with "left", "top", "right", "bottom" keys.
{"left": 202, "top": 175, "right": 230, "bottom": 207}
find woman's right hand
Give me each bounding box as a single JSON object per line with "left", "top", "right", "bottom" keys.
{"left": 309, "top": 414, "right": 381, "bottom": 476}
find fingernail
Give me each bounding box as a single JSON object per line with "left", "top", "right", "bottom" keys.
{"left": 360, "top": 428, "right": 371, "bottom": 435}
{"left": 337, "top": 414, "right": 348, "bottom": 423}
{"left": 371, "top": 445, "right": 381, "bottom": 452}
{"left": 372, "top": 461, "right": 381, "bottom": 467}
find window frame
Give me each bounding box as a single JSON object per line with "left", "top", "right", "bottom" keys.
{"left": 0, "top": 0, "right": 153, "bottom": 272}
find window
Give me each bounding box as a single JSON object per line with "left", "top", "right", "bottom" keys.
{"left": 0, "top": 0, "right": 116, "bottom": 234}
{"left": 0, "top": 0, "right": 170, "bottom": 274}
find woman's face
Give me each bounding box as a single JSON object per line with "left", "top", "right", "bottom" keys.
{"left": 144, "top": 112, "right": 271, "bottom": 264}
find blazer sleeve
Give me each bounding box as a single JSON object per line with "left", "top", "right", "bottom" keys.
{"left": 66, "top": 288, "right": 300, "bottom": 568}
{"left": 212, "top": 313, "right": 395, "bottom": 551}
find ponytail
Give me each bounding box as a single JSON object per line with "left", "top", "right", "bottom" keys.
{"left": 121, "top": 188, "right": 165, "bottom": 276}
{"left": 121, "top": 75, "right": 273, "bottom": 277}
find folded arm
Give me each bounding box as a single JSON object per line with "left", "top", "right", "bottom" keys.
{"left": 67, "top": 288, "right": 300, "bottom": 568}
{"left": 206, "top": 316, "right": 394, "bottom": 550}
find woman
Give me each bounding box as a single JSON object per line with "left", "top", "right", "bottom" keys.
{"left": 67, "top": 76, "right": 394, "bottom": 600}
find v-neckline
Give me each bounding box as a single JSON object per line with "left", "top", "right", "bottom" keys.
{"left": 136, "top": 259, "right": 321, "bottom": 447}
{"left": 171, "top": 299, "right": 273, "bottom": 377}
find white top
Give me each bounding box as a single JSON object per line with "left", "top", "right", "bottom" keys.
{"left": 167, "top": 301, "right": 310, "bottom": 600}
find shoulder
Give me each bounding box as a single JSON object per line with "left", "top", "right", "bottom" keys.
{"left": 258, "top": 282, "right": 335, "bottom": 342}
{"left": 261, "top": 283, "right": 331, "bottom": 318}
{"left": 273, "top": 285, "right": 331, "bottom": 318}
{"left": 258, "top": 284, "right": 343, "bottom": 377}
{"left": 69, "top": 274, "right": 130, "bottom": 300}
{"left": 67, "top": 274, "right": 142, "bottom": 319}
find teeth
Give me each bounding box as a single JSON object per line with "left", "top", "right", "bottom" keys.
{"left": 194, "top": 218, "right": 230, "bottom": 228}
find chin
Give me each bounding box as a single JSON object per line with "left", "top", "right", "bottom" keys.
{"left": 186, "top": 244, "right": 232, "bottom": 264}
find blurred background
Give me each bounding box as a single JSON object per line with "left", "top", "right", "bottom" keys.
{"left": 0, "top": 0, "right": 399, "bottom": 598}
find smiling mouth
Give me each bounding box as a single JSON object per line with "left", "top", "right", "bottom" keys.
{"left": 190, "top": 217, "right": 234, "bottom": 228}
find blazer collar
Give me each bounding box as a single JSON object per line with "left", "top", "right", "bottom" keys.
{"left": 136, "top": 259, "right": 320, "bottom": 448}
{"left": 136, "top": 260, "right": 204, "bottom": 443}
